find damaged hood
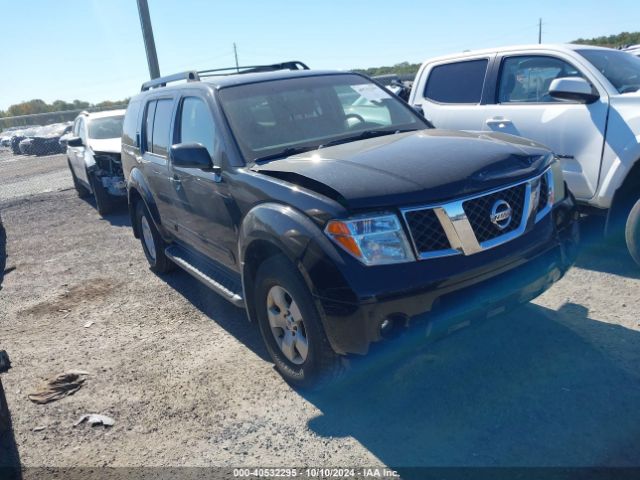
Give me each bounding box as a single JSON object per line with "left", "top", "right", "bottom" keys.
{"left": 253, "top": 129, "right": 553, "bottom": 210}
{"left": 87, "top": 137, "right": 121, "bottom": 154}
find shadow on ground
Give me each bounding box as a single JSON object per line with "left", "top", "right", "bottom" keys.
{"left": 575, "top": 215, "right": 640, "bottom": 279}
{"left": 301, "top": 302, "right": 640, "bottom": 473}
{"left": 161, "top": 269, "right": 270, "bottom": 362}
{"left": 0, "top": 378, "right": 21, "bottom": 479}
{"left": 0, "top": 212, "right": 6, "bottom": 290}
{"left": 81, "top": 197, "right": 131, "bottom": 228}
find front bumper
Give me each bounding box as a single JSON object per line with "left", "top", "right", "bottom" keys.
{"left": 312, "top": 194, "right": 579, "bottom": 355}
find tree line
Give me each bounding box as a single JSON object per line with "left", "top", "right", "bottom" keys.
{"left": 571, "top": 31, "right": 640, "bottom": 48}
{"left": 0, "top": 98, "right": 128, "bottom": 119}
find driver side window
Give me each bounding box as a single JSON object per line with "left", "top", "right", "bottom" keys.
{"left": 178, "top": 97, "right": 216, "bottom": 157}
{"left": 498, "top": 55, "right": 586, "bottom": 103}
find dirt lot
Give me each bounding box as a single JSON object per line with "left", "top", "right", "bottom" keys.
{"left": 1, "top": 149, "right": 640, "bottom": 472}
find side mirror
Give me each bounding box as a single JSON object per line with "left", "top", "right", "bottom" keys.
{"left": 170, "top": 143, "right": 214, "bottom": 170}
{"left": 66, "top": 136, "right": 83, "bottom": 147}
{"left": 549, "top": 77, "right": 599, "bottom": 103}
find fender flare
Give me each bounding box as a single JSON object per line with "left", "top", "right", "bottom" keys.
{"left": 238, "top": 203, "right": 351, "bottom": 352}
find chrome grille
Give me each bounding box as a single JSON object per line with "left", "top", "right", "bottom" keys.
{"left": 462, "top": 183, "right": 526, "bottom": 243}
{"left": 404, "top": 208, "right": 450, "bottom": 253}
{"left": 401, "top": 168, "right": 553, "bottom": 260}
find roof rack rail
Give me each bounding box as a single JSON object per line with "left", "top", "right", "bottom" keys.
{"left": 198, "top": 60, "right": 309, "bottom": 77}
{"left": 141, "top": 71, "right": 200, "bottom": 92}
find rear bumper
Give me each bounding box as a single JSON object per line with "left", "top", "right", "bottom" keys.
{"left": 314, "top": 194, "right": 579, "bottom": 355}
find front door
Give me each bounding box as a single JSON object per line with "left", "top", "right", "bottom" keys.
{"left": 169, "top": 95, "right": 237, "bottom": 268}
{"left": 482, "top": 54, "right": 609, "bottom": 201}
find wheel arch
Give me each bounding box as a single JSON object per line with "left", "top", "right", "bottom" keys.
{"left": 605, "top": 158, "right": 640, "bottom": 235}
{"left": 238, "top": 202, "right": 342, "bottom": 326}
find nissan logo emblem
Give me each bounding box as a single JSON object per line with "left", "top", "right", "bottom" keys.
{"left": 490, "top": 200, "right": 513, "bottom": 230}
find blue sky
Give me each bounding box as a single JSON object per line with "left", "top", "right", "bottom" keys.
{"left": 2, "top": 0, "right": 639, "bottom": 110}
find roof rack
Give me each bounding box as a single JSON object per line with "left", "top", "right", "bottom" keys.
{"left": 140, "top": 61, "right": 310, "bottom": 92}
{"left": 141, "top": 71, "right": 200, "bottom": 92}
{"left": 198, "top": 60, "right": 309, "bottom": 77}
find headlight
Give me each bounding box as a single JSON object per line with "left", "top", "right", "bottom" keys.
{"left": 551, "top": 158, "right": 566, "bottom": 202}
{"left": 325, "top": 213, "right": 415, "bottom": 265}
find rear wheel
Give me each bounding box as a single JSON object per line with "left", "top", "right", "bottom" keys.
{"left": 254, "top": 254, "right": 341, "bottom": 388}
{"left": 135, "top": 201, "right": 174, "bottom": 274}
{"left": 625, "top": 198, "right": 640, "bottom": 267}
{"left": 89, "top": 172, "right": 114, "bottom": 216}
{"left": 68, "top": 160, "right": 90, "bottom": 198}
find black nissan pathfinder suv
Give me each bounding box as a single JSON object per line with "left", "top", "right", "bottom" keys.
{"left": 121, "top": 62, "right": 579, "bottom": 387}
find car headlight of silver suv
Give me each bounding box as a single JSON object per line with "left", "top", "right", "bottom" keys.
{"left": 325, "top": 213, "right": 415, "bottom": 265}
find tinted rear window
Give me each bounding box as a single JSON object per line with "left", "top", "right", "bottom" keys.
{"left": 151, "top": 99, "right": 173, "bottom": 157}
{"left": 424, "top": 59, "right": 488, "bottom": 104}
{"left": 123, "top": 100, "right": 141, "bottom": 145}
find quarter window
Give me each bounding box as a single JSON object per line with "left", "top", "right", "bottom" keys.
{"left": 144, "top": 100, "right": 156, "bottom": 152}
{"left": 151, "top": 99, "right": 173, "bottom": 157}
{"left": 178, "top": 97, "right": 216, "bottom": 157}
{"left": 424, "top": 59, "right": 488, "bottom": 104}
{"left": 123, "top": 100, "right": 141, "bottom": 146}
{"left": 498, "top": 56, "right": 586, "bottom": 103}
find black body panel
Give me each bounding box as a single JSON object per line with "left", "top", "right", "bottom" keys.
{"left": 120, "top": 70, "right": 579, "bottom": 356}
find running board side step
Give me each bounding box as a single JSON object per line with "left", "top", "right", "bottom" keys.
{"left": 165, "top": 245, "right": 245, "bottom": 308}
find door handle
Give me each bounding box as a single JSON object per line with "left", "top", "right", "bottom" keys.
{"left": 485, "top": 118, "right": 512, "bottom": 128}
{"left": 170, "top": 175, "right": 181, "bottom": 184}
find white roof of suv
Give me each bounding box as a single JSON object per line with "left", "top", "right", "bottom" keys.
{"left": 421, "top": 43, "right": 612, "bottom": 63}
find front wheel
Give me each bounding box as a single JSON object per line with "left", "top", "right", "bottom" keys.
{"left": 254, "top": 254, "right": 342, "bottom": 388}
{"left": 89, "top": 172, "right": 114, "bottom": 216}
{"left": 625, "top": 198, "right": 640, "bottom": 267}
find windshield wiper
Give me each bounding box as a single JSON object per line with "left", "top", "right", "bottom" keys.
{"left": 319, "top": 128, "right": 418, "bottom": 149}
{"left": 253, "top": 145, "right": 320, "bottom": 164}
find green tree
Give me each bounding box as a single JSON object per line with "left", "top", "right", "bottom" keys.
{"left": 572, "top": 31, "right": 640, "bottom": 48}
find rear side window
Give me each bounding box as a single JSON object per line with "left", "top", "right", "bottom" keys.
{"left": 424, "top": 59, "right": 488, "bottom": 104}
{"left": 151, "top": 99, "right": 173, "bottom": 157}
{"left": 142, "top": 98, "right": 173, "bottom": 157}
{"left": 123, "top": 100, "right": 141, "bottom": 145}
{"left": 144, "top": 100, "right": 156, "bottom": 152}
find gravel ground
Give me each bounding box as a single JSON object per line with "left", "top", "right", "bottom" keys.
{"left": 1, "top": 150, "right": 640, "bottom": 473}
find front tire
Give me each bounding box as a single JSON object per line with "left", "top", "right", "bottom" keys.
{"left": 625, "top": 198, "right": 640, "bottom": 267}
{"left": 89, "top": 172, "right": 114, "bottom": 216}
{"left": 135, "top": 201, "right": 174, "bottom": 274}
{"left": 254, "top": 254, "right": 341, "bottom": 388}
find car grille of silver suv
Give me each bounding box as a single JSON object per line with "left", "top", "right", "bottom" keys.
{"left": 401, "top": 168, "right": 554, "bottom": 260}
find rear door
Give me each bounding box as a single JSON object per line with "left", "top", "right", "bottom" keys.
{"left": 414, "top": 55, "right": 495, "bottom": 130}
{"left": 140, "top": 96, "right": 178, "bottom": 229}
{"left": 168, "top": 94, "right": 237, "bottom": 268}
{"left": 482, "top": 53, "right": 609, "bottom": 201}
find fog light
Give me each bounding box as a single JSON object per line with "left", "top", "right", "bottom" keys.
{"left": 380, "top": 319, "right": 392, "bottom": 334}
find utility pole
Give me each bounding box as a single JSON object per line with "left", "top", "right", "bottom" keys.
{"left": 538, "top": 18, "right": 542, "bottom": 44}
{"left": 233, "top": 43, "right": 239, "bottom": 72}
{"left": 137, "top": 0, "right": 160, "bottom": 79}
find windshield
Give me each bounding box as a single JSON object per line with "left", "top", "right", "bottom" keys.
{"left": 218, "top": 74, "right": 427, "bottom": 163}
{"left": 578, "top": 49, "right": 640, "bottom": 93}
{"left": 87, "top": 115, "right": 124, "bottom": 139}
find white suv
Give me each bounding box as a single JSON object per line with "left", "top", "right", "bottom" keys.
{"left": 66, "top": 110, "right": 126, "bottom": 215}
{"left": 409, "top": 44, "right": 640, "bottom": 265}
